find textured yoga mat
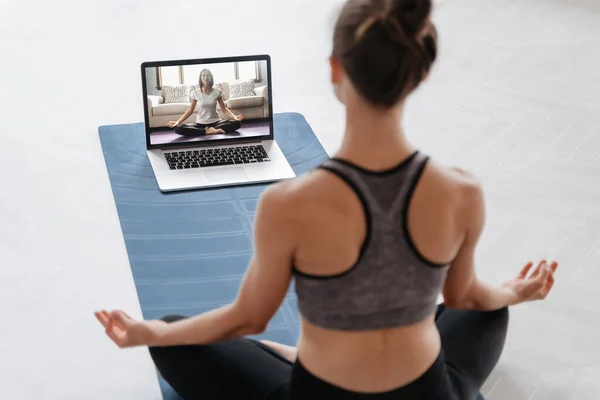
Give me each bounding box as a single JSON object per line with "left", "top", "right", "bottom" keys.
{"left": 99, "top": 113, "right": 484, "bottom": 400}
{"left": 99, "top": 112, "right": 328, "bottom": 399}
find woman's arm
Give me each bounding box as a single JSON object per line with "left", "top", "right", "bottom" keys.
{"left": 169, "top": 99, "right": 197, "bottom": 127}
{"left": 152, "top": 185, "right": 294, "bottom": 346}
{"left": 218, "top": 97, "right": 242, "bottom": 121}
{"left": 442, "top": 181, "right": 554, "bottom": 311}
{"left": 442, "top": 182, "right": 511, "bottom": 310}
{"left": 95, "top": 184, "right": 295, "bottom": 348}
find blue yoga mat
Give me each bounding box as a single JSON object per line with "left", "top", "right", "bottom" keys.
{"left": 99, "top": 112, "right": 328, "bottom": 399}
{"left": 99, "top": 112, "right": 484, "bottom": 400}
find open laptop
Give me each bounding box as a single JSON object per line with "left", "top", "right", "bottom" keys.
{"left": 141, "top": 54, "right": 295, "bottom": 192}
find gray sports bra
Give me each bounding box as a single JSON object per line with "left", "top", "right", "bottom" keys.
{"left": 293, "top": 151, "right": 450, "bottom": 331}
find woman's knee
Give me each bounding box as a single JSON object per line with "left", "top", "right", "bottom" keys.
{"left": 496, "top": 306, "right": 509, "bottom": 330}
{"left": 148, "top": 315, "right": 186, "bottom": 357}
{"left": 175, "top": 124, "right": 204, "bottom": 137}
{"left": 492, "top": 306, "right": 509, "bottom": 324}
{"left": 160, "top": 314, "right": 187, "bottom": 324}
{"left": 174, "top": 125, "right": 185, "bottom": 135}
{"left": 479, "top": 306, "right": 510, "bottom": 341}
{"left": 223, "top": 120, "right": 241, "bottom": 133}
{"left": 439, "top": 305, "right": 509, "bottom": 339}
{"left": 148, "top": 316, "right": 186, "bottom": 364}
{"left": 472, "top": 306, "right": 509, "bottom": 331}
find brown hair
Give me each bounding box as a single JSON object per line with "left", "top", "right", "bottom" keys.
{"left": 199, "top": 69, "right": 214, "bottom": 91}
{"left": 332, "top": 0, "right": 438, "bottom": 108}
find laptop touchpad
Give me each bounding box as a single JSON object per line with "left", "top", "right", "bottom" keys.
{"left": 205, "top": 167, "right": 248, "bottom": 182}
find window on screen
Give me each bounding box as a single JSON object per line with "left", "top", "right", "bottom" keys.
{"left": 238, "top": 61, "right": 260, "bottom": 81}
{"left": 158, "top": 66, "right": 181, "bottom": 87}
{"left": 156, "top": 61, "right": 260, "bottom": 88}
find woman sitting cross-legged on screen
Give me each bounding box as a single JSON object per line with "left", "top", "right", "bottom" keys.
{"left": 167, "top": 69, "right": 244, "bottom": 136}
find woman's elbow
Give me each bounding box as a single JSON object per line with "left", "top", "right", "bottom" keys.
{"left": 240, "top": 317, "right": 268, "bottom": 336}
{"left": 249, "top": 321, "right": 268, "bottom": 335}
{"left": 233, "top": 305, "right": 268, "bottom": 335}
{"left": 442, "top": 289, "right": 474, "bottom": 310}
{"left": 443, "top": 296, "right": 468, "bottom": 310}
{"left": 443, "top": 276, "right": 479, "bottom": 310}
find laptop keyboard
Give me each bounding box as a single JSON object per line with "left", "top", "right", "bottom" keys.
{"left": 165, "top": 145, "right": 271, "bottom": 170}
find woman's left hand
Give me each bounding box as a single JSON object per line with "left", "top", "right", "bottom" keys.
{"left": 235, "top": 114, "right": 244, "bottom": 122}
{"left": 94, "top": 310, "right": 168, "bottom": 348}
{"left": 501, "top": 260, "right": 558, "bottom": 305}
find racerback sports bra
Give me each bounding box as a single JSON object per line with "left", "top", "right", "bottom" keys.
{"left": 293, "top": 151, "right": 450, "bottom": 331}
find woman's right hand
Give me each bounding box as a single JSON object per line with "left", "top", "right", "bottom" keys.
{"left": 167, "top": 121, "right": 178, "bottom": 128}
{"left": 501, "top": 260, "right": 558, "bottom": 305}
{"left": 95, "top": 310, "right": 169, "bottom": 348}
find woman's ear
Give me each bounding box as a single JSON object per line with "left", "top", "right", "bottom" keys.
{"left": 329, "top": 56, "right": 342, "bottom": 85}
{"left": 330, "top": 56, "right": 344, "bottom": 103}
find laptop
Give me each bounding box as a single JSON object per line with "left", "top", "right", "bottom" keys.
{"left": 141, "top": 54, "right": 295, "bottom": 192}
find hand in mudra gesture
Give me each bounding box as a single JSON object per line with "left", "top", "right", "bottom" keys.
{"left": 502, "top": 260, "right": 558, "bottom": 305}
{"left": 94, "top": 310, "right": 168, "bottom": 348}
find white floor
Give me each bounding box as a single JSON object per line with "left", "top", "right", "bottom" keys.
{"left": 1, "top": 0, "right": 599, "bottom": 399}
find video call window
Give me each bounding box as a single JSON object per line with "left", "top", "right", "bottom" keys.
{"left": 145, "top": 60, "right": 270, "bottom": 146}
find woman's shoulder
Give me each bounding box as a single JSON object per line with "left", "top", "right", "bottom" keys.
{"left": 254, "top": 179, "right": 305, "bottom": 230}
{"left": 420, "top": 158, "right": 483, "bottom": 208}
{"left": 425, "top": 157, "right": 480, "bottom": 187}
{"left": 260, "top": 177, "right": 303, "bottom": 207}
{"left": 189, "top": 88, "right": 201, "bottom": 98}
{"left": 259, "top": 172, "right": 328, "bottom": 213}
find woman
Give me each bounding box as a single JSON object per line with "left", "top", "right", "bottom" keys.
{"left": 95, "top": 1, "right": 558, "bottom": 399}
{"left": 167, "top": 68, "right": 244, "bottom": 136}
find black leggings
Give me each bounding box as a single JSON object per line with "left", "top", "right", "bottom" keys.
{"left": 149, "top": 304, "right": 508, "bottom": 400}
{"left": 174, "top": 120, "right": 242, "bottom": 137}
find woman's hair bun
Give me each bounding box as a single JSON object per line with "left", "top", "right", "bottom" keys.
{"left": 332, "top": 0, "right": 437, "bottom": 108}
{"left": 388, "top": 0, "right": 432, "bottom": 40}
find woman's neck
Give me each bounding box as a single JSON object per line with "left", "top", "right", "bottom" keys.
{"left": 336, "top": 101, "right": 416, "bottom": 169}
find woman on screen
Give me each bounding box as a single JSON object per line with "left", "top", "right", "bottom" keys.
{"left": 167, "top": 69, "right": 244, "bottom": 136}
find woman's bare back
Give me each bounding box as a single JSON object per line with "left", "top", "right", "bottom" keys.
{"left": 280, "top": 156, "right": 479, "bottom": 392}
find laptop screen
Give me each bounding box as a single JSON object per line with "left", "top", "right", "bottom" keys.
{"left": 142, "top": 55, "right": 273, "bottom": 149}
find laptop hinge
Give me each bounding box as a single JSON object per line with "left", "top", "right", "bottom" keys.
{"left": 156, "top": 137, "right": 270, "bottom": 152}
